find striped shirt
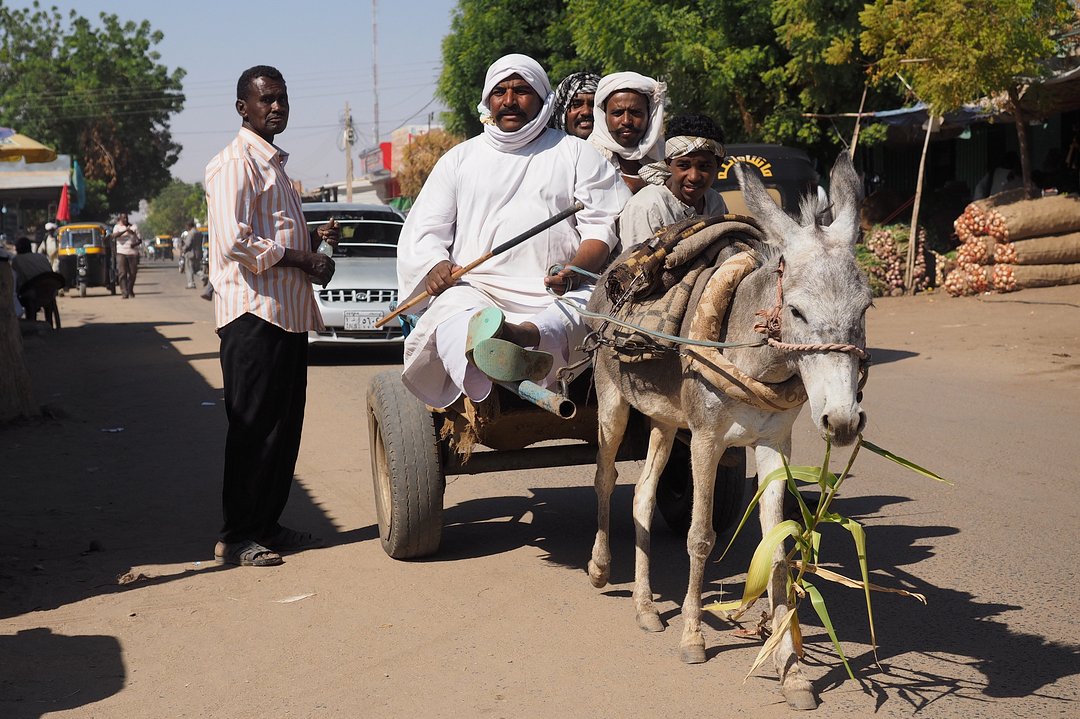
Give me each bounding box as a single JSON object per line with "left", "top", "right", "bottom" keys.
{"left": 205, "top": 127, "right": 322, "bottom": 332}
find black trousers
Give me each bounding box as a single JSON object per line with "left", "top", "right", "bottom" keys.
{"left": 218, "top": 313, "right": 309, "bottom": 543}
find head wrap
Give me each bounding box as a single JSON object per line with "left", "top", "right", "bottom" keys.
{"left": 587, "top": 72, "right": 667, "bottom": 163}
{"left": 45, "top": 222, "right": 57, "bottom": 231}
{"left": 550, "top": 71, "right": 601, "bottom": 132}
{"left": 639, "top": 135, "right": 727, "bottom": 186}
{"left": 476, "top": 54, "right": 555, "bottom": 152}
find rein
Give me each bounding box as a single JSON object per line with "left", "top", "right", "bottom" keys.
{"left": 754, "top": 257, "right": 870, "bottom": 360}
{"left": 552, "top": 259, "right": 869, "bottom": 362}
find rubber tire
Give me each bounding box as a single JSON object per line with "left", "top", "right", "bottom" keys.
{"left": 366, "top": 370, "right": 445, "bottom": 559}
{"left": 656, "top": 440, "right": 749, "bottom": 535}
{"left": 78, "top": 283, "right": 86, "bottom": 298}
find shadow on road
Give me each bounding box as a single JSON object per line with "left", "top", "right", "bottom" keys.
{"left": 0, "top": 628, "right": 124, "bottom": 719}
{"left": 432, "top": 482, "right": 1080, "bottom": 711}
{"left": 0, "top": 319, "right": 341, "bottom": 621}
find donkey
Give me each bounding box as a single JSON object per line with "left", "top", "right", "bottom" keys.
{"left": 586, "top": 154, "right": 870, "bottom": 710}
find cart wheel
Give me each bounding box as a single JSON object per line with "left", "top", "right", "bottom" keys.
{"left": 656, "top": 441, "right": 749, "bottom": 535}
{"left": 78, "top": 283, "right": 87, "bottom": 298}
{"left": 365, "top": 370, "right": 445, "bottom": 559}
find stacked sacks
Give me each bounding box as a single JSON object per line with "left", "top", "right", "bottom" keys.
{"left": 945, "top": 193, "right": 1080, "bottom": 296}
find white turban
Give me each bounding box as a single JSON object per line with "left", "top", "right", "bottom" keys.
{"left": 588, "top": 72, "right": 667, "bottom": 163}
{"left": 476, "top": 53, "right": 555, "bottom": 152}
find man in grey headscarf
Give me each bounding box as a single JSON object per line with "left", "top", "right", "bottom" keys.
{"left": 550, "top": 71, "right": 600, "bottom": 139}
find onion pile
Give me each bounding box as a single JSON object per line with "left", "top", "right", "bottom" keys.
{"left": 858, "top": 224, "right": 928, "bottom": 296}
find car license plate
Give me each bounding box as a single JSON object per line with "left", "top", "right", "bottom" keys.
{"left": 344, "top": 310, "right": 383, "bottom": 331}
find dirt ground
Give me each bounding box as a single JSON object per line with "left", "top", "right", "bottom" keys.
{"left": 1, "top": 261, "right": 1078, "bottom": 718}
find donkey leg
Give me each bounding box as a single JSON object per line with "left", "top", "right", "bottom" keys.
{"left": 588, "top": 390, "right": 630, "bottom": 589}
{"left": 679, "top": 431, "right": 721, "bottom": 664}
{"left": 755, "top": 443, "right": 817, "bottom": 710}
{"left": 632, "top": 421, "right": 677, "bottom": 632}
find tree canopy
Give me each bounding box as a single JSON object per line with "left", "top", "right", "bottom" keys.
{"left": 860, "top": 0, "right": 1075, "bottom": 191}
{"left": 143, "top": 179, "right": 205, "bottom": 238}
{"left": 860, "top": 0, "right": 1073, "bottom": 113}
{"left": 0, "top": 1, "right": 186, "bottom": 216}
{"left": 436, "top": 0, "right": 902, "bottom": 163}
{"left": 437, "top": 0, "right": 570, "bottom": 138}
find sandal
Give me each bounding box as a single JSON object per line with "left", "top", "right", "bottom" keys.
{"left": 215, "top": 540, "right": 283, "bottom": 567}
{"left": 465, "top": 307, "right": 505, "bottom": 354}
{"left": 471, "top": 337, "right": 553, "bottom": 383}
{"left": 259, "top": 526, "right": 323, "bottom": 552}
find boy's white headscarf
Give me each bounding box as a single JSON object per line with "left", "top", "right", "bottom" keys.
{"left": 588, "top": 72, "right": 667, "bottom": 163}
{"left": 476, "top": 54, "right": 555, "bottom": 152}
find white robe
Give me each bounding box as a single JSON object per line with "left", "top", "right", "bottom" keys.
{"left": 397, "top": 128, "right": 629, "bottom": 407}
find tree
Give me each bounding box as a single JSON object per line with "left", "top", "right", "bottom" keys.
{"left": 397, "top": 130, "right": 464, "bottom": 198}
{"left": 143, "top": 179, "right": 206, "bottom": 238}
{"left": 437, "top": 0, "right": 572, "bottom": 138}
{"left": 861, "top": 0, "right": 1074, "bottom": 292}
{"left": 0, "top": 1, "right": 186, "bottom": 214}
{"left": 860, "top": 0, "right": 1075, "bottom": 193}
{"left": 437, "top": 0, "right": 899, "bottom": 164}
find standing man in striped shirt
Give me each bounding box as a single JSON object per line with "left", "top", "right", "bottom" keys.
{"left": 205, "top": 65, "right": 339, "bottom": 567}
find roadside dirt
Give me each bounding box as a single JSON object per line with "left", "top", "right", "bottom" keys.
{"left": 1, "top": 262, "right": 1078, "bottom": 718}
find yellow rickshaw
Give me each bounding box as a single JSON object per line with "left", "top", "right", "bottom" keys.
{"left": 197, "top": 225, "right": 209, "bottom": 285}
{"left": 57, "top": 222, "right": 117, "bottom": 297}
{"left": 154, "top": 234, "right": 174, "bottom": 261}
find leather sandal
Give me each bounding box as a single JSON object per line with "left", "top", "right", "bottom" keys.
{"left": 214, "top": 540, "right": 283, "bottom": 567}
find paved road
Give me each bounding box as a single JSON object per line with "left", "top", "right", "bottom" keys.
{"left": 1, "top": 261, "right": 1078, "bottom": 718}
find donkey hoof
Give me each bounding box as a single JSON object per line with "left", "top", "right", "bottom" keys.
{"left": 587, "top": 561, "right": 609, "bottom": 588}
{"left": 782, "top": 684, "right": 818, "bottom": 711}
{"left": 679, "top": 642, "right": 707, "bottom": 664}
{"left": 636, "top": 611, "right": 664, "bottom": 633}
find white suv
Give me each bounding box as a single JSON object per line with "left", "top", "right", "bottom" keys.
{"left": 302, "top": 202, "right": 405, "bottom": 346}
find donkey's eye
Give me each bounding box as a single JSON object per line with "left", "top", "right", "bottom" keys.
{"left": 789, "top": 305, "right": 805, "bottom": 322}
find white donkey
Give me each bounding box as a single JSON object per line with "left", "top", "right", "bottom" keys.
{"left": 586, "top": 154, "right": 870, "bottom": 710}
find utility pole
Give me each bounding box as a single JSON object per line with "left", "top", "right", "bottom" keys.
{"left": 372, "top": 0, "right": 380, "bottom": 146}
{"left": 344, "top": 101, "right": 354, "bottom": 202}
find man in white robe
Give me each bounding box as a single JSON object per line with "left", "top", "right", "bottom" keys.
{"left": 396, "top": 54, "right": 629, "bottom": 408}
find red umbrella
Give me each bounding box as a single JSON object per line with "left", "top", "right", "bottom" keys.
{"left": 56, "top": 183, "right": 71, "bottom": 222}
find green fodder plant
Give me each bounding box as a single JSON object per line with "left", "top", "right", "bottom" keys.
{"left": 705, "top": 436, "right": 951, "bottom": 681}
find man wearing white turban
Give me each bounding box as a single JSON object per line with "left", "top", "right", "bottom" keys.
{"left": 588, "top": 72, "right": 667, "bottom": 194}
{"left": 395, "top": 54, "right": 629, "bottom": 409}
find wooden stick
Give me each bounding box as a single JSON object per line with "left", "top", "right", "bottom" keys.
{"left": 375, "top": 201, "right": 585, "bottom": 328}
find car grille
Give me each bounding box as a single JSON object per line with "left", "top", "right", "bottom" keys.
{"left": 317, "top": 288, "right": 398, "bottom": 303}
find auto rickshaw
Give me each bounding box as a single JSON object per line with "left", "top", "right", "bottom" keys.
{"left": 154, "top": 235, "right": 175, "bottom": 261}
{"left": 197, "top": 226, "right": 209, "bottom": 285}
{"left": 57, "top": 222, "right": 117, "bottom": 297}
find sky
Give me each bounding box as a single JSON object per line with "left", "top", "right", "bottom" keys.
{"left": 8, "top": 0, "right": 458, "bottom": 188}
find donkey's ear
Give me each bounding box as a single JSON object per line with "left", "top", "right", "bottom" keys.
{"left": 735, "top": 161, "right": 800, "bottom": 241}
{"left": 827, "top": 153, "right": 863, "bottom": 245}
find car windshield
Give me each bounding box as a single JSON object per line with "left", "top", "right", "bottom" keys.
{"left": 305, "top": 218, "right": 402, "bottom": 259}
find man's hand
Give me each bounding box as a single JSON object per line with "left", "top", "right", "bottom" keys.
{"left": 425, "top": 259, "right": 463, "bottom": 296}
{"left": 316, "top": 218, "right": 340, "bottom": 247}
{"left": 544, "top": 239, "right": 610, "bottom": 296}
{"left": 543, "top": 266, "right": 577, "bottom": 296}
{"left": 307, "top": 252, "right": 335, "bottom": 286}
{"left": 279, "top": 248, "right": 335, "bottom": 286}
